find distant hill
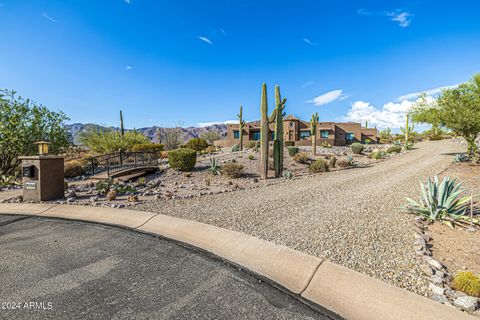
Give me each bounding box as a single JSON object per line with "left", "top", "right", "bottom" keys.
{"left": 66, "top": 123, "right": 228, "bottom": 145}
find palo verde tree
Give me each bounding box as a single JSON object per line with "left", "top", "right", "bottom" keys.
{"left": 410, "top": 93, "right": 442, "bottom": 136}
{"left": 0, "top": 89, "right": 71, "bottom": 175}
{"left": 437, "top": 73, "right": 480, "bottom": 157}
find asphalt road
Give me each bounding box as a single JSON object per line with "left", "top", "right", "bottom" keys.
{"left": 0, "top": 215, "right": 336, "bottom": 320}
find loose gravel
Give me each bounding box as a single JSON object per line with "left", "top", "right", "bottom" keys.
{"left": 135, "top": 140, "right": 464, "bottom": 296}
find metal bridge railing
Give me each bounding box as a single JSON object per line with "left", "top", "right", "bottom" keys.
{"left": 89, "top": 152, "right": 158, "bottom": 176}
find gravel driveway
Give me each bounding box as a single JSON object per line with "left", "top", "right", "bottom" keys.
{"left": 136, "top": 140, "right": 464, "bottom": 296}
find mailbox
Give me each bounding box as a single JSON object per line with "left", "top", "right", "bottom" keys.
{"left": 23, "top": 165, "right": 35, "bottom": 178}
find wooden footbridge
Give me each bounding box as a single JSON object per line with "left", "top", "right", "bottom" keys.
{"left": 88, "top": 152, "right": 159, "bottom": 179}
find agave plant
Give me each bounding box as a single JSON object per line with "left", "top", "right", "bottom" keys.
{"left": 453, "top": 153, "right": 469, "bottom": 163}
{"left": 208, "top": 157, "right": 220, "bottom": 175}
{"left": 404, "top": 176, "right": 479, "bottom": 228}
{"left": 345, "top": 155, "right": 356, "bottom": 166}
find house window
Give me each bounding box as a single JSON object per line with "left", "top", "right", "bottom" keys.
{"left": 233, "top": 130, "right": 240, "bottom": 139}
{"left": 300, "top": 131, "right": 310, "bottom": 139}
{"left": 289, "top": 122, "right": 294, "bottom": 128}
{"left": 251, "top": 131, "right": 260, "bottom": 141}
{"left": 320, "top": 130, "right": 329, "bottom": 139}
{"left": 346, "top": 132, "right": 354, "bottom": 141}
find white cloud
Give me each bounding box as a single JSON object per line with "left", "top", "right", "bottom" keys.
{"left": 196, "top": 120, "right": 237, "bottom": 127}
{"left": 358, "top": 8, "right": 413, "bottom": 28}
{"left": 343, "top": 100, "right": 414, "bottom": 129}
{"left": 125, "top": 65, "right": 133, "bottom": 70}
{"left": 308, "top": 89, "right": 349, "bottom": 106}
{"left": 198, "top": 36, "right": 213, "bottom": 45}
{"left": 42, "top": 13, "right": 57, "bottom": 23}
{"left": 397, "top": 84, "right": 458, "bottom": 101}
{"left": 302, "top": 81, "right": 315, "bottom": 89}
{"left": 303, "top": 38, "right": 316, "bottom": 46}
{"left": 387, "top": 11, "right": 413, "bottom": 28}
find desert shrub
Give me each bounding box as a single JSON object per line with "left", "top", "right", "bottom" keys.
{"left": 370, "top": 151, "right": 387, "bottom": 159}
{"left": 248, "top": 154, "right": 254, "bottom": 160}
{"left": 64, "top": 160, "right": 86, "bottom": 178}
{"left": 283, "top": 170, "right": 294, "bottom": 179}
{"left": 452, "top": 272, "right": 480, "bottom": 297}
{"left": 336, "top": 159, "right": 350, "bottom": 168}
{"left": 285, "top": 141, "right": 295, "bottom": 147}
{"left": 309, "top": 158, "right": 329, "bottom": 173}
{"left": 287, "top": 146, "right": 299, "bottom": 157}
{"left": 403, "top": 176, "right": 478, "bottom": 228}
{"left": 221, "top": 162, "right": 244, "bottom": 178}
{"left": 0, "top": 175, "right": 20, "bottom": 187}
{"left": 199, "top": 130, "right": 221, "bottom": 145}
{"left": 131, "top": 143, "right": 164, "bottom": 154}
{"left": 428, "top": 134, "right": 443, "bottom": 141}
{"left": 80, "top": 128, "right": 149, "bottom": 154}
{"left": 329, "top": 156, "right": 337, "bottom": 168}
{"left": 386, "top": 145, "right": 402, "bottom": 154}
{"left": 168, "top": 148, "right": 197, "bottom": 171}
{"left": 231, "top": 144, "right": 240, "bottom": 152}
{"left": 293, "top": 152, "right": 309, "bottom": 164}
{"left": 350, "top": 142, "right": 364, "bottom": 154}
{"left": 106, "top": 190, "right": 117, "bottom": 201}
{"left": 247, "top": 141, "right": 258, "bottom": 149}
{"left": 321, "top": 141, "right": 332, "bottom": 148}
{"left": 205, "top": 145, "right": 217, "bottom": 154}
{"left": 159, "top": 151, "right": 169, "bottom": 159}
{"left": 185, "top": 138, "right": 208, "bottom": 152}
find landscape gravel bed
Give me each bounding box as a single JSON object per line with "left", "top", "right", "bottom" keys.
{"left": 135, "top": 140, "right": 465, "bottom": 296}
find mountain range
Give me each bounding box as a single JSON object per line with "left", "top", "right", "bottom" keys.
{"left": 66, "top": 123, "right": 228, "bottom": 145}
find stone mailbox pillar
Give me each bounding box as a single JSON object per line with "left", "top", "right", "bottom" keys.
{"left": 18, "top": 155, "right": 64, "bottom": 202}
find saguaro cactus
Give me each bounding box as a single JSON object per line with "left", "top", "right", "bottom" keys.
{"left": 237, "top": 105, "right": 245, "bottom": 151}
{"left": 365, "top": 121, "right": 368, "bottom": 129}
{"left": 273, "top": 85, "right": 286, "bottom": 178}
{"left": 120, "top": 110, "right": 125, "bottom": 139}
{"left": 400, "top": 113, "right": 415, "bottom": 150}
{"left": 260, "top": 83, "right": 269, "bottom": 179}
{"left": 310, "top": 112, "right": 319, "bottom": 155}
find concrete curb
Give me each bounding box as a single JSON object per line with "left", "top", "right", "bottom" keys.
{"left": 0, "top": 203, "right": 475, "bottom": 320}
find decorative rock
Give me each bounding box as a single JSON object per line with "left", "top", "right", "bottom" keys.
{"left": 453, "top": 296, "right": 478, "bottom": 312}
{"left": 430, "top": 275, "right": 444, "bottom": 285}
{"left": 419, "top": 264, "right": 434, "bottom": 276}
{"left": 429, "top": 283, "right": 445, "bottom": 296}
{"left": 425, "top": 257, "right": 443, "bottom": 270}
{"left": 90, "top": 196, "right": 99, "bottom": 202}
{"left": 432, "top": 294, "right": 450, "bottom": 305}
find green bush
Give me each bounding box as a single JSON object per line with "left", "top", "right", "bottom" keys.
{"left": 79, "top": 128, "right": 149, "bottom": 154}
{"left": 131, "top": 143, "right": 164, "bottom": 153}
{"left": 168, "top": 148, "right": 197, "bottom": 171}
{"left": 231, "top": 144, "right": 240, "bottom": 152}
{"left": 221, "top": 162, "right": 244, "bottom": 178}
{"left": 185, "top": 138, "right": 208, "bottom": 152}
{"left": 429, "top": 134, "right": 443, "bottom": 141}
{"left": 370, "top": 151, "right": 387, "bottom": 159}
{"left": 386, "top": 145, "right": 402, "bottom": 154}
{"left": 285, "top": 141, "right": 295, "bottom": 147}
{"left": 350, "top": 142, "right": 364, "bottom": 154}
{"left": 287, "top": 146, "right": 299, "bottom": 156}
{"left": 248, "top": 154, "right": 254, "bottom": 160}
{"left": 309, "top": 158, "right": 329, "bottom": 173}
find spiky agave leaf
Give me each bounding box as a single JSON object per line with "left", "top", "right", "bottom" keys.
{"left": 403, "top": 175, "right": 478, "bottom": 228}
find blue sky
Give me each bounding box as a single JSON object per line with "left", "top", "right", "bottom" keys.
{"left": 1, "top": 1, "right": 479, "bottom": 129}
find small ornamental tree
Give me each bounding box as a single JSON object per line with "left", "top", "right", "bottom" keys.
{"left": 437, "top": 74, "right": 480, "bottom": 157}
{"left": 0, "top": 89, "right": 71, "bottom": 175}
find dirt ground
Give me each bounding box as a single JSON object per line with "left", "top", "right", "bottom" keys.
{"left": 429, "top": 161, "right": 480, "bottom": 275}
